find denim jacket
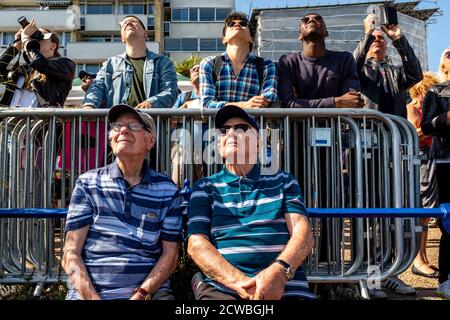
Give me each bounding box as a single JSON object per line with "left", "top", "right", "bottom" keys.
{"left": 84, "top": 50, "right": 178, "bottom": 108}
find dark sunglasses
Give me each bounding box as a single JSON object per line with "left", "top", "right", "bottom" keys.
{"left": 218, "top": 124, "right": 252, "bottom": 135}
{"left": 301, "top": 15, "right": 323, "bottom": 24}
{"left": 226, "top": 20, "right": 248, "bottom": 28}
{"left": 445, "top": 51, "right": 450, "bottom": 60}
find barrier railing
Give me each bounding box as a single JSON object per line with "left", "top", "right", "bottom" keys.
{"left": 0, "top": 108, "right": 427, "bottom": 298}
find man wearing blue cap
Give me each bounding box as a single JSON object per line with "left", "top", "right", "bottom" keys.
{"left": 187, "top": 105, "right": 315, "bottom": 300}
{"left": 62, "top": 104, "right": 182, "bottom": 300}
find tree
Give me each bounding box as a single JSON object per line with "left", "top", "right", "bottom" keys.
{"left": 174, "top": 56, "right": 202, "bottom": 78}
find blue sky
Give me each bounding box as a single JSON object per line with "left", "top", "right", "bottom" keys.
{"left": 236, "top": 0, "right": 449, "bottom": 72}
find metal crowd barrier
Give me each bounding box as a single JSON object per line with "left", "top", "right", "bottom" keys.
{"left": 0, "top": 108, "right": 432, "bottom": 298}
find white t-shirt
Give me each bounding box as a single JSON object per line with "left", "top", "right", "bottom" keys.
{"left": 10, "top": 76, "right": 38, "bottom": 108}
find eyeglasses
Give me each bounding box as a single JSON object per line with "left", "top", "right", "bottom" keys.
{"left": 301, "top": 15, "right": 323, "bottom": 24}
{"left": 111, "top": 122, "right": 147, "bottom": 132}
{"left": 119, "top": 19, "right": 141, "bottom": 29}
{"left": 218, "top": 124, "right": 252, "bottom": 135}
{"left": 445, "top": 51, "right": 450, "bottom": 60}
{"left": 226, "top": 20, "right": 248, "bottom": 28}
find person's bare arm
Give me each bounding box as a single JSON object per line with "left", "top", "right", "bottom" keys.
{"left": 188, "top": 234, "right": 255, "bottom": 299}
{"left": 244, "top": 214, "right": 314, "bottom": 300}
{"left": 130, "top": 240, "right": 179, "bottom": 300}
{"left": 407, "top": 102, "right": 426, "bottom": 141}
{"left": 225, "top": 96, "right": 271, "bottom": 109}
{"left": 62, "top": 225, "right": 101, "bottom": 300}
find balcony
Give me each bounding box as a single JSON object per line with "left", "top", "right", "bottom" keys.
{"left": 66, "top": 41, "right": 160, "bottom": 63}
{"left": 0, "top": 8, "right": 78, "bottom": 31}
{"left": 83, "top": 14, "right": 148, "bottom": 32}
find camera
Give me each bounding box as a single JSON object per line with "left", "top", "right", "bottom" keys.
{"left": 380, "top": 4, "right": 398, "bottom": 25}
{"left": 78, "top": 70, "right": 97, "bottom": 80}
{"left": 367, "top": 4, "right": 398, "bottom": 27}
{"left": 17, "top": 16, "right": 44, "bottom": 41}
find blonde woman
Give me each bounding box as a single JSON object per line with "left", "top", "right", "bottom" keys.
{"left": 421, "top": 46, "right": 450, "bottom": 298}
{"left": 407, "top": 72, "right": 439, "bottom": 278}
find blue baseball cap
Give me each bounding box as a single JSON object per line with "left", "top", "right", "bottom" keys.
{"left": 214, "top": 105, "right": 259, "bottom": 131}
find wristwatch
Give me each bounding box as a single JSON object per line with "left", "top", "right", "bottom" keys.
{"left": 134, "top": 287, "right": 152, "bottom": 300}
{"left": 275, "top": 259, "right": 295, "bottom": 281}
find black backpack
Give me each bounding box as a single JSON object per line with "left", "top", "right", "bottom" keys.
{"left": 211, "top": 55, "right": 265, "bottom": 92}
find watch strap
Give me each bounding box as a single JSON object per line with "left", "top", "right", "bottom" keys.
{"left": 275, "top": 258, "right": 291, "bottom": 269}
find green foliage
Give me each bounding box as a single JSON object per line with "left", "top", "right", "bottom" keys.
{"left": 174, "top": 56, "right": 203, "bottom": 78}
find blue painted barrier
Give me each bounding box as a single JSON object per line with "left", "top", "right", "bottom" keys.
{"left": 1, "top": 204, "right": 449, "bottom": 233}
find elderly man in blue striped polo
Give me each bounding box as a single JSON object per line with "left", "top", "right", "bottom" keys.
{"left": 62, "top": 104, "right": 182, "bottom": 300}
{"left": 187, "top": 105, "right": 315, "bottom": 300}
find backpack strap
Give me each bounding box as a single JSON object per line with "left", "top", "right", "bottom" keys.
{"left": 182, "top": 91, "right": 192, "bottom": 104}
{"left": 212, "top": 55, "right": 265, "bottom": 91}
{"left": 254, "top": 56, "right": 265, "bottom": 92}
{"left": 212, "top": 55, "right": 222, "bottom": 85}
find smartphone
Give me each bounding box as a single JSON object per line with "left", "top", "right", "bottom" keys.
{"left": 17, "top": 16, "right": 29, "bottom": 28}
{"left": 386, "top": 6, "right": 398, "bottom": 26}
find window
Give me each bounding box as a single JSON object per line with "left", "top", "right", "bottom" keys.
{"left": 64, "top": 33, "right": 71, "bottom": 46}
{"left": 199, "top": 8, "right": 215, "bottom": 21}
{"left": 189, "top": 8, "right": 198, "bottom": 21}
{"left": 86, "top": 3, "right": 113, "bottom": 14}
{"left": 217, "top": 38, "right": 226, "bottom": 51}
{"left": 172, "top": 8, "right": 188, "bottom": 22}
{"left": 200, "top": 38, "right": 225, "bottom": 52}
{"left": 182, "top": 38, "right": 197, "bottom": 51}
{"left": 86, "top": 64, "right": 100, "bottom": 74}
{"left": 165, "top": 38, "right": 199, "bottom": 51}
{"left": 122, "top": 4, "right": 145, "bottom": 15}
{"left": 165, "top": 39, "right": 181, "bottom": 51}
{"left": 148, "top": 4, "right": 154, "bottom": 15}
{"left": 164, "top": 22, "right": 170, "bottom": 36}
{"left": 2, "top": 32, "right": 16, "bottom": 46}
{"left": 200, "top": 38, "right": 216, "bottom": 51}
{"left": 147, "top": 17, "right": 155, "bottom": 30}
{"left": 83, "top": 35, "right": 115, "bottom": 42}
{"left": 170, "top": 7, "right": 233, "bottom": 22}
{"left": 216, "top": 8, "right": 231, "bottom": 21}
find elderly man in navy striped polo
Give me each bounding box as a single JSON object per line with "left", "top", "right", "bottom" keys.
{"left": 62, "top": 104, "right": 182, "bottom": 300}
{"left": 187, "top": 105, "right": 315, "bottom": 300}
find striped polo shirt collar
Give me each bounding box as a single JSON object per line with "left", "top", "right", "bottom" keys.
{"left": 220, "top": 164, "right": 261, "bottom": 183}
{"left": 108, "top": 160, "right": 153, "bottom": 184}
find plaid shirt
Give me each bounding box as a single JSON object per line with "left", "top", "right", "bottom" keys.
{"left": 199, "top": 53, "right": 278, "bottom": 108}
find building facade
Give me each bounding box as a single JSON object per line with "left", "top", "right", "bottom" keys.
{"left": 252, "top": 1, "right": 437, "bottom": 71}
{"left": 164, "top": 0, "right": 234, "bottom": 61}
{"left": 0, "top": 0, "right": 235, "bottom": 75}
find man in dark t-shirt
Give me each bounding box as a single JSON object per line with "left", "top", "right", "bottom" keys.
{"left": 277, "top": 13, "right": 363, "bottom": 109}
{"left": 127, "top": 56, "right": 146, "bottom": 107}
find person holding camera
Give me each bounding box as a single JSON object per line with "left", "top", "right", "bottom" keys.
{"left": 0, "top": 18, "right": 75, "bottom": 107}
{"left": 353, "top": 13, "right": 422, "bottom": 298}
{"left": 353, "top": 13, "right": 422, "bottom": 118}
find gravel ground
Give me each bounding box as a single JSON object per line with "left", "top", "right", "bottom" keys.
{"left": 385, "top": 226, "right": 443, "bottom": 300}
